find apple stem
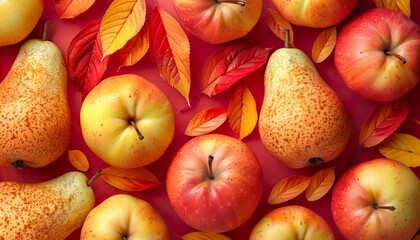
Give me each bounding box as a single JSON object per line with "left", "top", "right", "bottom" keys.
{"left": 130, "top": 120, "right": 144, "bottom": 140}
{"left": 215, "top": 0, "right": 245, "bottom": 6}
{"left": 284, "top": 29, "right": 290, "bottom": 48}
{"left": 385, "top": 51, "right": 407, "bottom": 64}
{"left": 373, "top": 204, "right": 396, "bottom": 211}
{"left": 87, "top": 170, "right": 102, "bottom": 186}
{"left": 208, "top": 155, "right": 215, "bottom": 180}
{"left": 11, "top": 160, "right": 24, "bottom": 170}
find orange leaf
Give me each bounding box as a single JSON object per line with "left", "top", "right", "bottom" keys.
{"left": 101, "top": 166, "right": 161, "bottom": 191}
{"left": 149, "top": 7, "right": 191, "bottom": 106}
{"left": 267, "top": 175, "right": 311, "bottom": 204}
{"left": 227, "top": 84, "right": 258, "bottom": 140}
{"left": 119, "top": 22, "right": 150, "bottom": 69}
{"left": 415, "top": 119, "right": 420, "bottom": 125}
{"left": 100, "top": 0, "right": 147, "bottom": 57}
{"left": 373, "top": 0, "right": 411, "bottom": 17}
{"left": 360, "top": 98, "right": 409, "bottom": 148}
{"left": 378, "top": 133, "right": 420, "bottom": 167}
{"left": 200, "top": 44, "right": 271, "bottom": 97}
{"left": 181, "top": 232, "right": 232, "bottom": 240}
{"left": 185, "top": 108, "right": 227, "bottom": 137}
{"left": 265, "top": 8, "right": 294, "bottom": 47}
{"left": 312, "top": 26, "right": 337, "bottom": 63}
{"left": 68, "top": 149, "right": 89, "bottom": 172}
{"left": 54, "top": 0, "right": 95, "bottom": 19}
{"left": 305, "top": 166, "right": 335, "bottom": 201}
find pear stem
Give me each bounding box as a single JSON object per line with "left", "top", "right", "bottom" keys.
{"left": 373, "top": 204, "right": 396, "bottom": 211}
{"left": 11, "top": 160, "right": 24, "bottom": 170}
{"left": 42, "top": 21, "right": 49, "bottom": 41}
{"left": 309, "top": 157, "right": 324, "bottom": 166}
{"left": 208, "top": 155, "right": 215, "bottom": 180}
{"left": 215, "top": 0, "right": 245, "bottom": 6}
{"left": 130, "top": 120, "right": 144, "bottom": 140}
{"left": 385, "top": 51, "right": 407, "bottom": 64}
{"left": 284, "top": 29, "right": 290, "bottom": 48}
{"left": 87, "top": 170, "right": 102, "bottom": 186}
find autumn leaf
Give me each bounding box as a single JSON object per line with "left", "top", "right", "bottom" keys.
{"left": 414, "top": 119, "right": 420, "bottom": 125}
{"left": 359, "top": 98, "right": 409, "bottom": 148}
{"left": 100, "top": 0, "right": 147, "bottom": 57}
{"left": 378, "top": 133, "right": 420, "bottom": 167}
{"left": 101, "top": 166, "right": 161, "bottom": 191}
{"left": 306, "top": 166, "right": 335, "bottom": 201}
{"left": 68, "top": 149, "right": 89, "bottom": 172}
{"left": 67, "top": 18, "right": 110, "bottom": 96}
{"left": 267, "top": 175, "right": 311, "bottom": 204}
{"left": 200, "top": 44, "right": 271, "bottom": 97}
{"left": 227, "top": 84, "right": 258, "bottom": 140}
{"left": 373, "top": 0, "right": 411, "bottom": 17}
{"left": 185, "top": 108, "right": 228, "bottom": 136}
{"left": 312, "top": 26, "right": 337, "bottom": 63}
{"left": 181, "top": 232, "right": 232, "bottom": 240}
{"left": 54, "top": 0, "right": 95, "bottom": 19}
{"left": 265, "top": 8, "right": 294, "bottom": 47}
{"left": 119, "top": 22, "right": 150, "bottom": 69}
{"left": 149, "top": 7, "right": 191, "bottom": 106}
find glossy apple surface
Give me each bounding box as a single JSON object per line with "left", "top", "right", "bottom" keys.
{"left": 335, "top": 8, "right": 420, "bottom": 102}
{"left": 172, "top": 0, "right": 262, "bottom": 44}
{"left": 331, "top": 158, "right": 420, "bottom": 239}
{"left": 166, "top": 133, "right": 263, "bottom": 233}
{"left": 80, "top": 74, "right": 175, "bottom": 169}
{"left": 0, "top": 0, "right": 44, "bottom": 47}
{"left": 80, "top": 194, "right": 170, "bottom": 239}
{"left": 271, "top": 0, "right": 358, "bottom": 28}
{"left": 250, "top": 205, "right": 335, "bottom": 240}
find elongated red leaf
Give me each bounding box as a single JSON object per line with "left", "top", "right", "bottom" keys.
{"left": 54, "top": 0, "right": 95, "bottom": 19}
{"left": 360, "top": 98, "right": 409, "bottom": 147}
{"left": 101, "top": 166, "right": 161, "bottom": 191}
{"left": 185, "top": 108, "right": 227, "bottom": 136}
{"left": 67, "top": 19, "right": 110, "bottom": 96}
{"left": 200, "top": 44, "right": 271, "bottom": 97}
{"left": 149, "top": 7, "right": 191, "bottom": 106}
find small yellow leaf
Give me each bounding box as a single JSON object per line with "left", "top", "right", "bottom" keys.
{"left": 268, "top": 175, "right": 311, "bottom": 204}
{"left": 227, "top": 84, "right": 258, "bottom": 140}
{"left": 312, "top": 26, "right": 337, "bottom": 63}
{"left": 378, "top": 133, "right": 420, "bottom": 167}
{"left": 265, "top": 8, "right": 294, "bottom": 47}
{"left": 373, "top": 0, "right": 411, "bottom": 17}
{"left": 68, "top": 149, "right": 89, "bottom": 172}
{"left": 306, "top": 166, "right": 335, "bottom": 201}
{"left": 100, "top": 0, "right": 147, "bottom": 56}
{"left": 181, "top": 232, "right": 232, "bottom": 240}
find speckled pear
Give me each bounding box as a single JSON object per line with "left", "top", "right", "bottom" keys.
{"left": 259, "top": 42, "right": 351, "bottom": 169}
{"left": 0, "top": 39, "right": 71, "bottom": 168}
{"left": 0, "top": 171, "right": 96, "bottom": 239}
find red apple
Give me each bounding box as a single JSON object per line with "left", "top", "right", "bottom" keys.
{"left": 335, "top": 8, "right": 420, "bottom": 102}
{"left": 166, "top": 133, "right": 263, "bottom": 233}
{"left": 172, "top": 0, "right": 262, "bottom": 44}
{"left": 331, "top": 158, "right": 420, "bottom": 239}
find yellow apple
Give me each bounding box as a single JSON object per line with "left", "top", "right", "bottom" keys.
{"left": 0, "top": 0, "right": 44, "bottom": 47}
{"left": 80, "top": 74, "right": 175, "bottom": 169}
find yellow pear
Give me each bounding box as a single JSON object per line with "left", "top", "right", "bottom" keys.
{"left": 259, "top": 34, "right": 351, "bottom": 169}
{"left": 0, "top": 171, "right": 96, "bottom": 239}
{"left": 0, "top": 38, "right": 71, "bottom": 168}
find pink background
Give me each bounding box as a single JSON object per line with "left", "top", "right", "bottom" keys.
{"left": 1, "top": 0, "right": 419, "bottom": 239}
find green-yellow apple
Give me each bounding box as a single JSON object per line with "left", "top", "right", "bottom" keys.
{"left": 250, "top": 205, "right": 335, "bottom": 240}
{"left": 80, "top": 194, "right": 170, "bottom": 239}
{"left": 172, "top": 0, "right": 262, "bottom": 44}
{"left": 80, "top": 74, "right": 175, "bottom": 169}
{"left": 166, "top": 133, "right": 263, "bottom": 233}
{"left": 271, "top": 0, "right": 358, "bottom": 28}
{"left": 331, "top": 158, "right": 420, "bottom": 239}
{"left": 0, "top": 0, "right": 44, "bottom": 47}
{"left": 335, "top": 8, "right": 420, "bottom": 102}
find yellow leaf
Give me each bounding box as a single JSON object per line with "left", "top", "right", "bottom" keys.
{"left": 312, "top": 26, "right": 337, "bottom": 63}
{"left": 68, "top": 149, "right": 89, "bottom": 172}
{"left": 306, "top": 166, "right": 335, "bottom": 201}
{"left": 227, "top": 84, "right": 258, "bottom": 140}
{"left": 267, "top": 175, "right": 311, "bottom": 204}
{"left": 181, "top": 232, "right": 232, "bottom": 240}
{"left": 101, "top": 166, "right": 161, "bottom": 191}
{"left": 265, "top": 8, "right": 294, "bottom": 47}
{"left": 373, "top": 0, "right": 411, "bottom": 17}
{"left": 378, "top": 133, "right": 420, "bottom": 167}
{"left": 184, "top": 108, "right": 227, "bottom": 137}
{"left": 100, "top": 0, "right": 147, "bottom": 56}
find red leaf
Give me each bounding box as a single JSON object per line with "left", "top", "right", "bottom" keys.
{"left": 118, "top": 23, "right": 150, "bottom": 69}
{"left": 200, "top": 44, "right": 271, "bottom": 97}
{"left": 185, "top": 108, "right": 227, "bottom": 136}
{"left": 67, "top": 19, "right": 110, "bottom": 96}
{"left": 54, "top": 0, "right": 95, "bottom": 19}
{"left": 360, "top": 98, "right": 409, "bottom": 147}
